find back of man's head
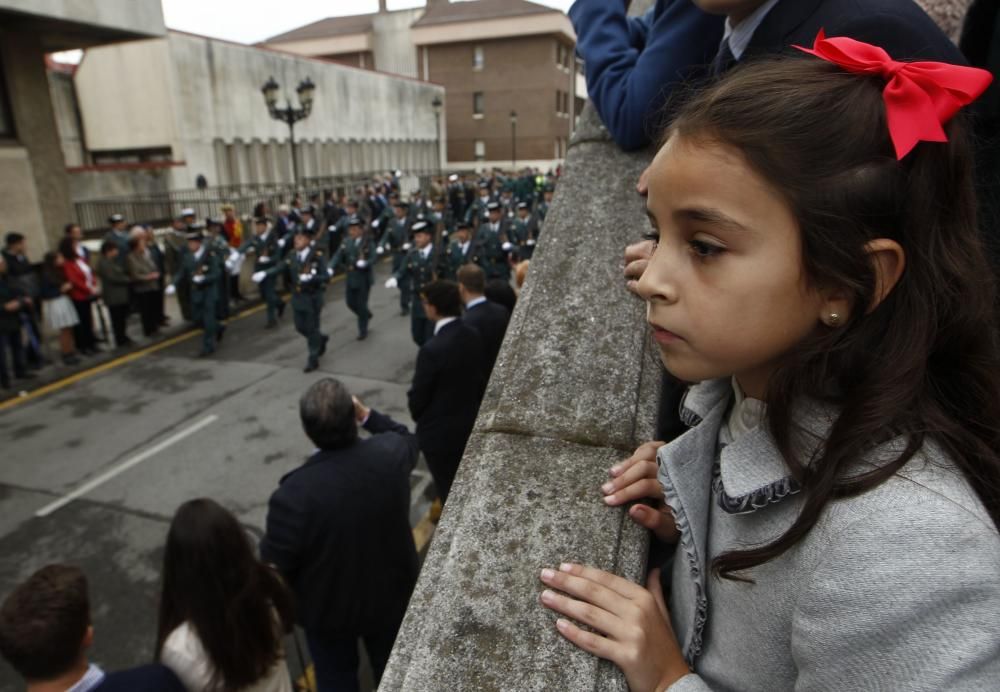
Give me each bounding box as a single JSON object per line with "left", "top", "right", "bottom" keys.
{"left": 421, "top": 280, "right": 463, "bottom": 318}
{"left": 0, "top": 564, "right": 90, "bottom": 682}
{"left": 300, "top": 378, "right": 358, "bottom": 451}
{"left": 456, "top": 264, "right": 485, "bottom": 296}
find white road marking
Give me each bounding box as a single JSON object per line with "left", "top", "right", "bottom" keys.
{"left": 35, "top": 415, "right": 220, "bottom": 518}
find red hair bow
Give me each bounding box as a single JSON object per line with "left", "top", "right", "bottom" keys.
{"left": 794, "top": 30, "right": 993, "bottom": 159}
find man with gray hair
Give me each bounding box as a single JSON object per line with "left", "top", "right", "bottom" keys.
{"left": 260, "top": 378, "right": 419, "bottom": 691}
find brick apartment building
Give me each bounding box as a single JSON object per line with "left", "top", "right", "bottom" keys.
{"left": 263, "top": 0, "right": 584, "bottom": 170}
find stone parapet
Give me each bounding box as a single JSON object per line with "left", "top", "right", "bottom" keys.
{"left": 382, "top": 2, "right": 660, "bottom": 686}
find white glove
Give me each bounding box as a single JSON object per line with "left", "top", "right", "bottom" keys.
{"left": 328, "top": 267, "right": 335, "bottom": 277}
{"left": 527, "top": 239, "right": 536, "bottom": 246}
{"left": 193, "top": 275, "right": 206, "bottom": 284}
{"left": 252, "top": 271, "right": 267, "bottom": 284}
{"left": 165, "top": 284, "right": 177, "bottom": 296}
{"left": 402, "top": 243, "right": 412, "bottom": 251}
{"left": 442, "top": 230, "right": 449, "bottom": 237}
{"left": 385, "top": 277, "right": 398, "bottom": 290}
{"left": 502, "top": 242, "right": 513, "bottom": 252}
{"left": 299, "top": 273, "right": 313, "bottom": 282}
{"left": 259, "top": 255, "right": 271, "bottom": 263}
{"left": 372, "top": 219, "right": 381, "bottom": 228}
{"left": 376, "top": 246, "right": 385, "bottom": 255}
{"left": 278, "top": 237, "right": 287, "bottom": 248}
{"left": 356, "top": 259, "right": 368, "bottom": 269}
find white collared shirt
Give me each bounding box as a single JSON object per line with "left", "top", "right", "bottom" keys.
{"left": 298, "top": 248, "right": 310, "bottom": 263}
{"left": 421, "top": 244, "right": 432, "bottom": 260}
{"left": 466, "top": 296, "right": 487, "bottom": 310}
{"left": 723, "top": 0, "right": 781, "bottom": 60}
{"left": 461, "top": 240, "right": 471, "bottom": 255}
{"left": 434, "top": 316, "right": 458, "bottom": 335}
{"left": 67, "top": 663, "right": 105, "bottom": 692}
{"left": 194, "top": 246, "right": 205, "bottom": 262}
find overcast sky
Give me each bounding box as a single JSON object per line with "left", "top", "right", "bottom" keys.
{"left": 161, "top": 0, "right": 576, "bottom": 45}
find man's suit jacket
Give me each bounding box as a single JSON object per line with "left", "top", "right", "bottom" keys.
{"left": 408, "top": 319, "right": 487, "bottom": 459}
{"left": 260, "top": 410, "right": 419, "bottom": 637}
{"left": 95, "top": 664, "right": 185, "bottom": 691}
{"left": 462, "top": 299, "right": 510, "bottom": 381}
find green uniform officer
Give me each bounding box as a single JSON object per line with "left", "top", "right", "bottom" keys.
{"left": 239, "top": 217, "right": 286, "bottom": 328}
{"left": 164, "top": 214, "right": 193, "bottom": 322}
{"left": 256, "top": 227, "right": 329, "bottom": 372}
{"left": 510, "top": 202, "right": 540, "bottom": 261}
{"left": 376, "top": 202, "right": 412, "bottom": 315}
{"left": 475, "top": 202, "right": 512, "bottom": 281}
{"left": 444, "top": 222, "right": 479, "bottom": 281}
{"left": 205, "top": 218, "right": 233, "bottom": 321}
{"left": 330, "top": 216, "right": 374, "bottom": 340}
{"left": 384, "top": 220, "right": 446, "bottom": 346}
{"left": 165, "top": 227, "right": 225, "bottom": 357}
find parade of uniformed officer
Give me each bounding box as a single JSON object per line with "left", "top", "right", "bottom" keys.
{"left": 165, "top": 225, "right": 225, "bottom": 357}
{"left": 205, "top": 217, "right": 234, "bottom": 322}
{"left": 475, "top": 202, "right": 512, "bottom": 280}
{"left": 376, "top": 201, "right": 412, "bottom": 315}
{"left": 384, "top": 220, "right": 446, "bottom": 347}
{"left": 330, "top": 216, "right": 374, "bottom": 341}
{"left": 255, "top": 226, "right": 329, "bottom": 372}
{"left": 465, "top": 181, "right": 493, "bottom": 230}
{"left": 240, "top": 217, "right": 286, "bottom": 328}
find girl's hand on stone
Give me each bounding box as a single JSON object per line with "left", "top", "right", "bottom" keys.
{"left": 540, "top": 564, "right": 688, "bottom": 692}
{"left": 603, "top": 441, "right": 678, "bottom": 544}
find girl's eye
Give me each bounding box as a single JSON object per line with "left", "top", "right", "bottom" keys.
{"left": 689, "top": 239, "right": 724, "bottom": 259}
{"left": 641, "top": 230, "right": 660, "bottom": 246}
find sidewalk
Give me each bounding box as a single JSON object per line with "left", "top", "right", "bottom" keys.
{"left": 0, "top": 286, "right": 264, "bottom": 405}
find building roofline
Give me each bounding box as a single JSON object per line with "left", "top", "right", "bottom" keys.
{"left": 164, "top": 28, "right": 445, "bottom": 88}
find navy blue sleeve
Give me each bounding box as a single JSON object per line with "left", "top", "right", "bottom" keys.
{"left": 570, "top": 0, "right": 725, "bottom": 150}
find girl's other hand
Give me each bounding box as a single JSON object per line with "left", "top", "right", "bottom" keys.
{"left": 624, "top": 240, "right": 655, "bottom": 295}
{"left": 603, "top": 441, "right": 679, "bottom": 544}
{"left": 540, "top": 564, "right": 688, "bottom": 692}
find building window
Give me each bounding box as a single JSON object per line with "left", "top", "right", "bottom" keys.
{"left": 475, "top": 140, "right": 486, "bottom": 161}
{"left": 555, "top": 90, "right": 562, "bottom": 115}
{"left": 556, "top": 43, "right": 564, "bottom": 67}
{"left": 473, "top": 45, "right": 484, "bottom": 71}
{"left": 473, "top": 92, "right": 484, "bottom": 118}
{"left": 562, "top": 91, "right": 570, "bottom": 116}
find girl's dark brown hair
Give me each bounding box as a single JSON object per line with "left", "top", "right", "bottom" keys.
{"left": 156, "top": 498, "right": 294, "bottom": 691}
{"left": 667, "top": 56, "right": 1000, "bottom": 580}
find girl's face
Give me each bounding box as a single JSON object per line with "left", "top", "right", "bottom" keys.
{"left": 638, "top": 135, "right": 827, "bottom": 399}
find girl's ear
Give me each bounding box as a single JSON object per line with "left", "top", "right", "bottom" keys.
{"left": 864, "top": 238, "right": 906, "bottom": 313}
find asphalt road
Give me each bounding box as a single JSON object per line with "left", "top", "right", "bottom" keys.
{"left": 0, "top": 260, "right": 432, "bottom": 689}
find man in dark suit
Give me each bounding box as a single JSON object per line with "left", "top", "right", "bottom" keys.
{"left": 408, "top": 280, "right": 487, "bottom": 502}
{"left": 0, "top": 564, "right": 184, "bottom": 692}
{"left": 457, "top": 263, "right": 510, "bottom": 383}
{"left": 261, "top": 379, "right": 419, "bottom": 691}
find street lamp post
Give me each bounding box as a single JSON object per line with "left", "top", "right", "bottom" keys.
{"left": 510, "top": 110, "right": 518, "bottom": 171}
{"left": 432, "top": 95, "right": 443, "bottom": 176}
{"left": 261, "top": 76, "right": 316, "bottom": 185}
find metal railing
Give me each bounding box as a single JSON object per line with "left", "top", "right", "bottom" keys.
{"left": 74, "top": 171, "right": 436, "bottom": 235}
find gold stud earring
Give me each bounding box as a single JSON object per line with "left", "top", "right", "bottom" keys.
{"left": 827, "top": 313, "right": 841, "bottom": 327}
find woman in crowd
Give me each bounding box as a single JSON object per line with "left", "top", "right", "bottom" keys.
{"left": 157, "top": 498, "right": 294, "bottom": 692}
{"left": 539, "top": 37, "right": 1000, "bottom": 690}
{"left": 39, "top": 250, "right": 79, "bottom": 365}
{"left": 97, "top": 240, "right": 134, "bottom": 348}
{"left": 126, "top": 229, "right": 161, "bottom": 338}
{"left": 59, "top": 237, "right": 99, "bottom": 356}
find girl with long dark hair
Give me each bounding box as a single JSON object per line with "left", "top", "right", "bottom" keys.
{"left": 157, "top": 499, "right": 294, "bottom": 692}
{"left": 538, "top": 36, "right": 1000, "bottom": 690}
{"left": 59, "top": 236, "right": 99, "bottom": 355}
{"left": 39, "top": 251, "right": 79, "bottom": 365}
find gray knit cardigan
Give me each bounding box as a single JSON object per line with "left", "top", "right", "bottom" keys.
{"left": 660, "top": 379, "right": 1000, "bottom": 691}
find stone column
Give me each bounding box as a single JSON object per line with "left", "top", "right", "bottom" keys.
{"left": 380, "top": 96, "right": 661, "bottom": 690}
{"left": 1, "top": 31, "right": 74, "bottom": 251}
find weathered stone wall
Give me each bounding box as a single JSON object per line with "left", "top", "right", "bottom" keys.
{"left": 381, "top": 85, "right": 662, "bottom": 692}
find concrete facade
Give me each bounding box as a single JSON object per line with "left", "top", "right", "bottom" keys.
{"left": 0, "top": 0, "right": 163, "bottom": 252}
{"left": 73, "top": 32, "right": 445, "bottom": 194}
